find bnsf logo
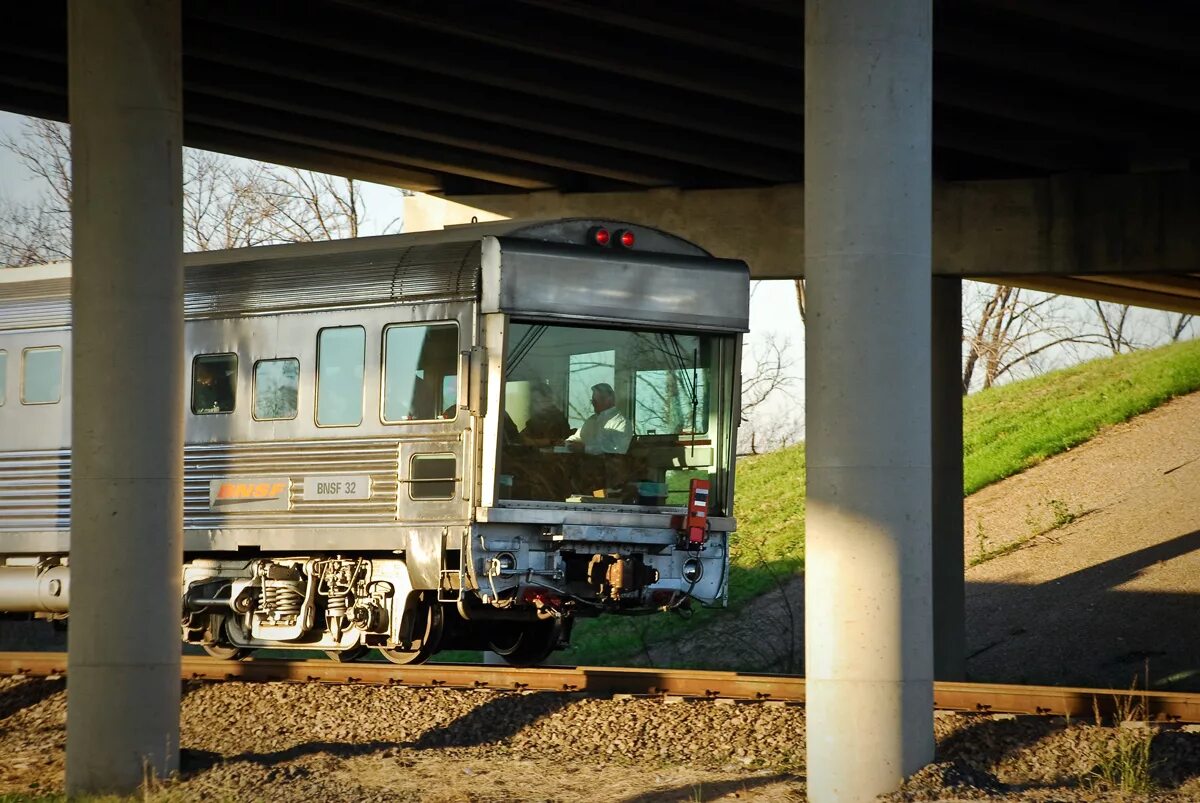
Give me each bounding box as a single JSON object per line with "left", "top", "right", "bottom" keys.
{"left": 216, "top": 482, "right": 287, "bottom": 500}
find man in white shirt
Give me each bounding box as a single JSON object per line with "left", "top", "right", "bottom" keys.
{"left": 566, "top": 382, "right": 633, "bottom": 455}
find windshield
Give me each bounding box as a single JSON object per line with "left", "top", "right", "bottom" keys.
{"left": 498, "top": 321, "right": 732, "bottom": 511}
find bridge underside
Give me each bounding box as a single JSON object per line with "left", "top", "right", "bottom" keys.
{"left": 2, "top": 2, "right": 1196, "bottom": 190}
{"left": 3, "top": 2, "right": 1198, "bottom": 800}
{"left": 4, "top": 2, "right": 1195, "bottom": 310}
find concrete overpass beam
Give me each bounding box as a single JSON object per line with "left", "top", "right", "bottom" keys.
{"left": 66, "top": 0, "right": 184, "bottom": 794}
{"left": 440, "top": 171, "right": 1200, "bottom": 284}
{"left": 804, "top": 0, "right": 934, "bottom": 800}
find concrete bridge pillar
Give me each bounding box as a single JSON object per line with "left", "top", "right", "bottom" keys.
{"left": 66, "top": 0, "right": 184, "bottom": 793}
{"left": 804, "top": 0, "right": 935, "bottom": 799}
{"left": 933, "top": 277, "right": 966, "bottom": 681}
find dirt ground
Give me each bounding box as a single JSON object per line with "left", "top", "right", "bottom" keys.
{"left": 646, "top": 389, "right": 1200, "bottom": 692}
{"left": 964, "top": 390, "right": 1200, "bottom": 691}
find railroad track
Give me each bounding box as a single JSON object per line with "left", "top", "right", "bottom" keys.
{"left": 4, "top": 651, "right": 1199, "bottom": 722}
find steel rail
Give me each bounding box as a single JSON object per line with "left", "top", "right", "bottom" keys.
{"left": 3, "top": 652, "right": 1199, "bottom": 721}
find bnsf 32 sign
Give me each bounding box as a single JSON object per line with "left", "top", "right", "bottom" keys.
{"left": 302, "top": 475, "right": 372, "bottom": 501}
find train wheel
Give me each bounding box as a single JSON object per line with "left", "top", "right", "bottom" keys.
{"left": 488, "top": 619, "right": 562, "bottom": 667}
{"left": 202, "top": 643, "right": 253, "bottom": 661}
{"left": 380, "top": 597, "right": 443, "bottom": 665}
{"left": 201, "top": 614, "right": 253, "bottom": 660}
{"left": 324, "top": 644, "right": 369, "bottom": 663}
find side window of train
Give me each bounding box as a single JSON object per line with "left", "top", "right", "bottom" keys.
{"left": 382, "top": 322, "right": 459, "bottom": 423}
{"left": 0, "top": 350, "right": 6, "bottom": 406}
{"left": 253, "top": 358, "right": 300, "bottom": 421}
{"left": 316, "top": 326, "right": 365, "bottom": 427}
{"left": 409, "top": 453, "right": 457, "bottom": 500}
{"left": 21, "top": 346, "right": 63, "bottom": 405}
{"left": 191, "top": 353, "right": 237, "bottom": 415}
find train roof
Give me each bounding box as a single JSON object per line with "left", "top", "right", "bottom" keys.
{"left": 0, "top": 219, "right": 748, "bottom": 332}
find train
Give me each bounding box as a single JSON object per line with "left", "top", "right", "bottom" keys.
{"left": 0, "top": 219, "right": 748, "bottom": 665}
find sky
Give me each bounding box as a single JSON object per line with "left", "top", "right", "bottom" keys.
{"left": 0, "top": 110, "right": 808, "bottom": 437}
{"left": 11, "top": 107, "right": 1192, "bottom": 444}
{"left": 8, "top": 108, "right": 1195, "bottom": 446}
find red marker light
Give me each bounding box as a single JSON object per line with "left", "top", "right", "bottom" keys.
{"left": 619, "top": 230, "right": 635, "bottom": 248}
{"left": 591, "top": 227, "right": 611, "bottom": 246}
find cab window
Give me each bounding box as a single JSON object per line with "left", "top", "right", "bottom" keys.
{"left": 22, "top": 346, "right": 63, "bottom": 405}
{"left": 191, "top": 353, "right": 237, "bottom": 414}
{"left": 253, "top": 358, "right": 300, "bottom": 421}
{"left": 382, "top": 322, "right": 459, "bottom": 422}
{"left": 567, "top": 349, "right": 615, "bottom": 430}
{"left": 316, "top": 326, "right": 365, "bottom": 426}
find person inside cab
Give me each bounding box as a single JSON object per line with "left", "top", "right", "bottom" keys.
{"left": 566, "top": 382, "right": 632, "bottom": 455}
{"left": 521, "top": 382, "right": 571, "bottom": 446}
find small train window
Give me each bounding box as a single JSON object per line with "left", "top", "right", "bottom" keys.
{"left": 253, "top": 358, "right": 300, "bottom": 421}
{"left": 21, "top": 346, "right": 63, "bottom": 405}
{"left": 316, "top": 326, "right": 365, "bottom": 427}
{"left": 0, "top": 350, "right": 6, "bottom": 406}
{"left": 409, "top": 453, "right": 456, "bottom": 500}
{"left": 382, "top": 322, "right": 459, "bottom": 423}
{"left": 192, "top": 353, "right": 237, "bottom": 415}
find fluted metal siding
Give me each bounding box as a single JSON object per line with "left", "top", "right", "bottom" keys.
{"left": 183, "top": 437, "right": 405, "bottom": 528}
{"left": 0, "top": 449, "right": 70, "bottom": 530}
{"left": 0, "top": 242, "right": 482, "bottom": 331}
{"left": 183, "top": 242, "right": 482, "bottom": 319}
{"left": 0, "top": 438, "right": 413, "bottom": 531}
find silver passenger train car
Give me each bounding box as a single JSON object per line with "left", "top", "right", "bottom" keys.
{"left": 0, "top": 219, "right": 747, "bottom": 665}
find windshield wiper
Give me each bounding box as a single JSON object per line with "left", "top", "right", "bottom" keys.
{"left": 656, "top": 333, "right": 701, "bottom": 436}
{"left": 505, "top": 324, "right": 547, "bottom": 376}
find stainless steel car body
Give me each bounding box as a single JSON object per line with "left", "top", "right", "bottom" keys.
{"left": 0, "top": 219, "right": 747, "bottom": 659}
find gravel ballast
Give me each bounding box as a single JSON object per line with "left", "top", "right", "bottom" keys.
{"left": 0, "top": 675, "right": 805, "bottom": 801}
{"left": 8, "top": 676, "right": 1200, "bottom": 801}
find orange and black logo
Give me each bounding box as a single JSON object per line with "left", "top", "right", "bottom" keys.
{"left": 214, "top": 481, "right": 288, "bottom": 500}
{"left": 208, "top": 478, "right": 291, "bottom": 510}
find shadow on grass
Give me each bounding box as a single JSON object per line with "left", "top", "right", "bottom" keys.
{"left": 179, "top": 691, "right": 576, "bottom": 776}
{"left": 408, "top": 691, "right": 574, "bottom": 749}
{"left": 0, "top": 676, "right": 63, "bottom": 722}
{"left": 934, "top": 714, "right": 1200, "bottom": 794}
{"left": 618, "top": 772, "right": 802, "bottom": 803}
{"left": 966, "top": 528, "right": 1200, "bottom": 690}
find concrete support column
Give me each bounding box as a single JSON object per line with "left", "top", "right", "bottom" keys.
{"left": 804, "top": 1, "right": 934, "bottom": 800}
{"left": 67, "top": 1, "right": 183, "bottom": 794}
{"left": 932, "top": 277, "right": 965, "bottom": 680}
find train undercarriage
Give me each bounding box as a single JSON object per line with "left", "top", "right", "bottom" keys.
{"left": 0, "top": 519, "right": 726, "bottom": 667}
{"left": 177, "top": 541, "right": 713, "bottom": 666}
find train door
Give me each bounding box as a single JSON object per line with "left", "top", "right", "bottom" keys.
{"left": 386, "top": 302, "right": 477, "bottom": 524}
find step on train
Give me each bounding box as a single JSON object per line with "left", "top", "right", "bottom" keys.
{"left": 0, "top": 219, "right": 748, "bottom": 665}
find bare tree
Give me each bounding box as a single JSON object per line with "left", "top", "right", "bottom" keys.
{"left": 1, "top": 117, "right": 405, "bottom": 268}
{"left": 793, "top": 278, "right": 806, "bottom": 325}
{"left": 183, "top": 151, "right": 283, "bottom": 251}
{"left": 263, "top": 168, "right": 396, "bottom": 242}
{"left": 0, "top": 199, "right": 70, "bottom": 267}
{"left": 0, "top": 119, "right": 73, "bottom": 267}
{"left": 738, "top": 333, "right": 802, "bottom": 455}
{"left": 1092, "top": 301, "right": 1139, "bottom": 354}
{"left": 1163, "top": 311, "right": 1195, "bottom": 343}
{"left": 3, "top": 118, "right": 72, "bottom": 215}
{"left": 961, "top": 283, "right": 1104, "bottom": 394}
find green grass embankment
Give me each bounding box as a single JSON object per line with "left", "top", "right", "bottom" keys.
{"left": 963, "top": 339, "right": 1200, "bottom": 493}
{"left": 563, "top": 339, "right": 1200, "bottom": 665}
